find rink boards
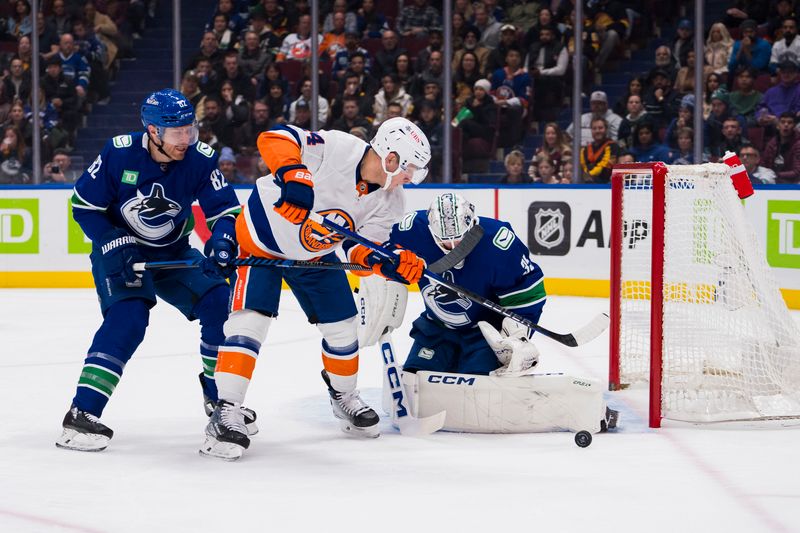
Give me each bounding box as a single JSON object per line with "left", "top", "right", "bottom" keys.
{"left": 0, "top": 184, "right": 798, "bottom": 308}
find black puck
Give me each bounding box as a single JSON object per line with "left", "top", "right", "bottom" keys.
{"left": 575, "top": 430, "right": 592, "bottom": 448}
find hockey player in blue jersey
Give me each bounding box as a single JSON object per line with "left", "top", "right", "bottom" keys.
{"left": 56, "top": 88, "right": 252, "bottom": 452}
{"left": 361, "top": 191, "right": 617, "bottom": 434}
{"left": 389, "top": 192, "right": 545, "bottom": 376}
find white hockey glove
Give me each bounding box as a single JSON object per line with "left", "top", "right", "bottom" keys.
{"left": 356, "top": 275, "right": 409, "bottom": 348}
{"left": 478, "top": 318, "right": 540, "bottom": 377}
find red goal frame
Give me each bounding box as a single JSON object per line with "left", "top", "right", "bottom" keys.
{"left": 608, "top": 162, "right": 669, "bottom": 428}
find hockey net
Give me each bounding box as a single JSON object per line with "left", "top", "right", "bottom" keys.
{"left": 609, "top": 162, "right": 800, "bottom": 427}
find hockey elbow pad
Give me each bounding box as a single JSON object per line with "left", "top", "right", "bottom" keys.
{"left": 273, "top": 165, "right": 314, "bottom": 224}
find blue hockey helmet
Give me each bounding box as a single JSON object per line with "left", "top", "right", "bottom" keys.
{"left": 141, "top": 88, "right": 198, "bottom": 145}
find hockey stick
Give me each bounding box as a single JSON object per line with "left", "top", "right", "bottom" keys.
{"left": 427, "top": 224, "right": 485, "bottom": 274}
{"left": 380, "top": 332, "right": 446, "bottom": 436}
{"left": 133, "top": 257, "right": 372, "bottom": 272}
{"left": 309, "top": 213, "right": 609, "bottom": 348}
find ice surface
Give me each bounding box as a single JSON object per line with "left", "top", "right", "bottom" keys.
{"left": 1, "top": 290, "right": 798, "bottom": 533}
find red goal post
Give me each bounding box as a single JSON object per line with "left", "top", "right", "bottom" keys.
{"left": 608, "top": 162, "right": 800, "bottom": 428}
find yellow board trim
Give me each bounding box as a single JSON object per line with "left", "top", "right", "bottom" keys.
{"left": 2, "top": 273, "right": 798, "bottom": 310}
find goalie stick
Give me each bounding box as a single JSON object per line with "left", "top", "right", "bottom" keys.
{"left": 309, "top": 213, "right": 609, "bottom": 348}
{"left": 133, "top": 257, "right": 372, "bottom": 272}
{"left": 380, "top": 332, "right": 446, "bottom": 436}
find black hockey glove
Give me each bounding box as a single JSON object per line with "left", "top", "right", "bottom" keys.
{"left": 202, "top": 230, "right": 237, "bottom": 278}
{"left": 99, "top": 228, "right": 144, "bottom": 288}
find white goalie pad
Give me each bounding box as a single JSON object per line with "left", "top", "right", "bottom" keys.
{"left": 357, "top": 276, "right": 408, "bottom": 347}
{"left": 407, "top": 371, "right": 607, "bottom": 434}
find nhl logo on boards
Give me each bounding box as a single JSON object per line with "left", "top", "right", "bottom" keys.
{"left": 528, "top": 202, "right": 571, "bottom": 256}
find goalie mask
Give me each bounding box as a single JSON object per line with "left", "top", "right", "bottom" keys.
{"left": 428, "top": 192, "right": 478, "bottom": 251}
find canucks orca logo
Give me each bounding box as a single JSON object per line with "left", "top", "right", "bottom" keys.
{"left": 421, "top": 271, "right": 473, "bottom": 327}
{"left": 121, "top": 183, "right": 182, "bottom": 240}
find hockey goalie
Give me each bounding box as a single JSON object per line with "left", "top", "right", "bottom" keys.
{"left": 358, "top": 192, "right": 618, "bottom": 435}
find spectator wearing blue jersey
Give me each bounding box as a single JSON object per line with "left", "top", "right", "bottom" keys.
{"left": 490, "top": 45, "right": 530, "bottom": 148}
{"left": 728, "top": 19, "right": 772, "bottom": 73}
{"left": 57, "top": 33, "right": 90, "bottom": 102}
{"left": 56, "top": 89, "right": 254, "bottom": 453}
{"left": 630, "top": 121, "right": 672, "bottom": 163}
{"left": 206, "top": 0, "right": 245, "bottom": 37}
{"left": 357, "top": 0, "right": 388, "bottom": 38}
{"left": 332, "top": 31, "right": 371, "bottom": 80}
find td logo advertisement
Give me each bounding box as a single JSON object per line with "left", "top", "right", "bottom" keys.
{"left": 767, "top": 200, "right": 800, "bottom": 269}
{"left": 0, "top": 199, "right": 38, "bottom": 254}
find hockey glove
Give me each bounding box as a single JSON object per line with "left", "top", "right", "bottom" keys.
{"left": 478, "top": 318, "right": 539, "bottom": 377}
{"left": 99, "top": 228, "right": 144, "bottom": 288}
{"left": 351, "top": 244, "right": 426, "bottom": 285}
{"left": 273, "top": 165, "right": 314, "bottom": 224}
{"left": 202, "top": 228, "right": 237, "bottom": 278}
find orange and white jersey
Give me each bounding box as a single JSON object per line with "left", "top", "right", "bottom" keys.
{"left": 238, "top": 125, "right": 405, "bottom": 261}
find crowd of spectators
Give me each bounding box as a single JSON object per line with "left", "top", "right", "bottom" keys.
{"left": 4, "top": 1, "right": 800, "bottom": 185}
{"left": 0, "top": 0, "right": 149, "bottom": 184}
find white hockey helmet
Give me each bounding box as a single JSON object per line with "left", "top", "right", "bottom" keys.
{"left": 427, "top": 192, "right": 478, "bottom": 251}
{"left": 370, "top": 117, "right": 431, "bottom": 189}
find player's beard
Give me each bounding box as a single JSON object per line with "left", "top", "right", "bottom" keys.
{"left": 164, "top": 144, "right": 188, "bottom": 160}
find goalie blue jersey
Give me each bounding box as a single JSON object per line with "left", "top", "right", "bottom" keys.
{"left": 389, "top": 212, "right": 546, "bottom": 331}
{"left": 71, "top": 132, "right": 240, "bottom": 247}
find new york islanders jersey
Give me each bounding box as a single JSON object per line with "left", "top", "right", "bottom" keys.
{"left": 71, "top": 133, "right": 240, "bottom": 247}
{"left": 389, "top": 212, "right": 546, "bottom": 330}
{"left": 238, "top": 125, "right": 405, "bottom": 261}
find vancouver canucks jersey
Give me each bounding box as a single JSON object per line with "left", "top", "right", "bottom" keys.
{"left": 71, "top": 133, "right": 240, "bottom": 247}
{"left": 389, "top": 212, "right": 546, "bottom": 330}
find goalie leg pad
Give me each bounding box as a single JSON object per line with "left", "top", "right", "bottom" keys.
{"left": 318, "top": 316, "right": 359, "bottom": 392}
{"left": 415, "top": 371, "right": 608, "bottom": 433}
{"left": 215, "top": 309, "right": 271, "bottom": 404}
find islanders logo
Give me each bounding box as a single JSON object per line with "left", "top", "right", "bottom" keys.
{"left": 120, "top": 183, "right": 182, "bottom": 240}
{"left": 299, "top": 209, "right": 354, "bottom": 253}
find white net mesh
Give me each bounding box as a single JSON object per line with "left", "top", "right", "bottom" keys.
{"left": 617, "top": 163, "right": 800, "bottom": 422}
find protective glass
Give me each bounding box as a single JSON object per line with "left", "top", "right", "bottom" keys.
{"left": 159, "top": 123, "right": 199, "bottom": 146}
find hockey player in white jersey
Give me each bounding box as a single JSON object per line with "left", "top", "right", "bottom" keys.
{"left": 200, "top": 117, "right": 431, "bottom": 460}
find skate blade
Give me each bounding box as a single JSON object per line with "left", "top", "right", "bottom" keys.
{"left": 55, "top": 428, "right": 110, "bottom": 452}
{"left": 338, "top": 419, "right": 380, "bottom": 438}
{"left": 198, "top": 436, "right": 245, "bottom": 461}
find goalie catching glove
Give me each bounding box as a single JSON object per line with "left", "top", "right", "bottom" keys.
{"left": 478, "top": 318, "right": 539, "bottom": 377}
{"left": 273, "top": 165, "right": 314, "bottom": 224}
{"left": 349, "top": 244, "right": 425, "bottom": 285}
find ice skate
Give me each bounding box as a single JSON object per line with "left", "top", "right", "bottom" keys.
{"left": 199, "top": 373, "right": 259, "bottom": 436}
{"left": 321, "top": 370, "right": 380, "bottom": 438}
{"left": 200, "top": 400, "right": 251, "bottom": 461}
{"left": 601, "top": 407, "right": 619, "bottom": 433}
{"left": 56, "top": 405, "right": 114, "bottom": 452}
